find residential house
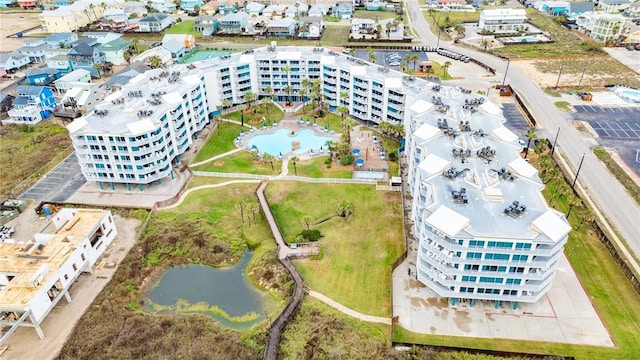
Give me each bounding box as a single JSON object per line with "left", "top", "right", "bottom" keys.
{"left": 266, "top": 17, "right": 298, "bottom": 36}
{"left": 17, "top": 0, "right": 38, "bottom": 8}
{"left": 138, "top": 13, "right": 171, "bottom": 32}
{"left": 434, "top": 0, "right": 471, "bottom": 12}
{"left": 181, "top": 0, "right": 203, "bottom": 13}
{"left": 54, "top": 69, "right": 92, "bottom": 92}
{"left": 101, "top": 62, "right": 150, "bottom": 91}
{"left": 0, "top": 53, "right": 31, "bottom": 73}
{"left": 218, "top": 12, "right": 249, "bottom": 33}
{"left": 6, "top": 86, "right": 56, "bottom": 124}
{"left": 598, "top": 0, "right": 633, "bottom": 13}
{"left": 83, "top": 32, "right": 123, "bottom": 44}
{"left": 60, "top": 83, "right": 104, "bottom": 114}
{"left": 576, "top": 11, "right": 625, "bottom": 42}
{"left": 0, "top": 0, "right": 16, "bottom": 8}
{"left": 194, "top": 16, "right": 219, "bottom": 35}
{"left": 43, "top": 33, "right": 78, "bottom": 48}
{"left": 567, "top": 2, "right": 595, "bottom": 17}
{"left": 364, "top": 1, "right": 388, "bottom": 11}
{"left": 148, "top": 0, "right": 176, "bottom": 14}
{"left": 162, "top": 34, "right": 196, "bottom": 59}
{"left": 623, "top": 30, "right": 640, "bottom": 45}
{"left": 200, "top": 1, "right": 218, "bottom": 15}
{"left": 25, "top": 68, "right": 61, "bottom": 86}
{"left": 379, "top": 17, "right": 404, "bottom": 40}
{"left": 217, "top": 0, "right": 236, "bottom": 15}
{"left": 625, "top": 2, "right": 640, "bottom": 17}
{"left": 132, "top": 47, "right": 173, "bottom": 67}
{"left": 351, "top": 18, "right": 376, "bottom": 35}
{"left": 263, "top": 4, "right": 285, "bottom": 18}
{"left": 535, "top": 1, "right": 570, "bottom": 16}
{"left": 98, "top": 9, "right": 129, "bottom": 31}
{"left": 0, "top": 93, "right": 15, "bottom": 115}
{"left": 47, "top": 55, "right": 74, "bottom": 73}
{"left": 245, "top": 2, "right": 266, "bottom": 16}
{"left": 98, "top": 38, "right": 131, "bottom": 65}
{"left": 16, "top": 41, "right": 49, "bottom": 63}
{"left": 479, "top": 8, "right": 527, "bottom": 31}
{"left": 285, "top": 3, "right": 309, "bottom": 18}
{"left": 308, "top": 4, "right": 329, "bottom": 17}
{"left": 333, "top": 3, "right": 354, "bottom": 19}
{"left": 0, "top": 209, "right": 117, "bottom": 341}
{"left": 298, "top": 16, "right": 323, "bottom": 38}
{"left": 68, "top": 42, "right": 105, "bottom": 77}
{"left": 120, "top": 2, "right": 148, "bottom": 18}
{"left": 39, "top": 0, "right": 115, "bottom": 33}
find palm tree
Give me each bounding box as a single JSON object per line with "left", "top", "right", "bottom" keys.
{"left": 336, "top": 141, "right": 351, "bottom": 156}
{"left": 341, "top": 118, "right": 356, "bottom": 143}
{"left": 336, "top": 200, "right": 354, "bottom": 218}
{"left": 301, "top": 215, "right": 313, "bottom": 231}
{"left": 340, "top": 90, "right": 349, "bottom": 106}
{"left": 238, "top": 104, "right": 247, "bottom": 127}
{"left": 244, "top": 91, "right": 257, "bottom": 112}
{"left": 409, "top": 54, "right": 420, "bottom": 71}
{"left": 131, "top": 39, "right": 140, "bottom": 54}
{"left": 524, "top": 129, "right": 536, "bottom": 159}
{"left": 301, "top": 78, "right": 311, "bottom": 106}
{"left": 366, "top": 47, "right": 376, "bottom": 63}
{"left": 385, "top": 22, "right": 392, "bottom": 38}
{"left": 282, "top": 65, "right": 291, "bottom": 105}
{"left": 284, "top": 85, "right": 292, "bottom": 107}
{"left": 93, "top": 64, "right": 103, "bottom": 78}
{"left": 481, "top": 39, "right": 490, "bottom": 51}
{"left": 222, "top": 99, "right": 233, "bottom": 114}
{"left": 337, "top": 105, "right": 348, "bottom": 119}
{"left": 291, "top": 156, "right": 298, "bottom": 175}
{"left": 299, "top": 88, "right": 307, "bottom": 109}
{"left": 442, "top": 61, "right": 451, "bottom": 78}
{"left": 263, "top": 153, "right": 275, "bottom": 172}
{"left": 148, "top": 55, "right": 163, "bottom": 69}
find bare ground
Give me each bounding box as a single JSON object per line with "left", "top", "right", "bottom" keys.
{"left": 1, "top": 215, "right": 141, "bottom": 360}
{"left": 0, "top": 12, "right": 43, "bottom": 53}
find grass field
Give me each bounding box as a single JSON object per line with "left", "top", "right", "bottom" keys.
{"left": 165, "top": 20, "right": 199, "bottom": 36}
{"left": 593, "top": 147, "right": 640, "bottom": 205}
{"left": 193, "top": 151, "right": 282, "bottom": 175}
{"left": 0, "top": 122, "right": 73, "bottom": 198}
{"left": 354, "top": 10, "right": 399, "bottom": 21}
{"left": 553, "top": 101, "right": 571, "bottom": 111}
{"left": 532, "top": 58, "right": 640, "bottom": 88}
{"left": 266, "top": 182, "right": 405, "bottom": 317}
{"left": 224, "top": 103, "right": 284, "bottom": 124}
{"left": 58, "top": 185, "right": 291, "bottom": 359}
{"left": 394, "top": 154, "right": 640, "bottom": 360}
{"left": 296, "top": 106, "right": 345, "bottom": 133}
{"left": 192, "top": 122, "right": 244, "bottom": 163}
{"left": 289, "top": 156, "right": 353, "bottom": 178}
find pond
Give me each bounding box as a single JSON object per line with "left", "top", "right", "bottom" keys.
{"left": 144, "top": 251, "right": 276, "bottom": 329}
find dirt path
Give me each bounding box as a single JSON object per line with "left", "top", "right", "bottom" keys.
{"left": 307, "top": 290, "right": 392, "bottom": 325}
{"left": 1, "top": 216, "right": 140, "bottom": 360}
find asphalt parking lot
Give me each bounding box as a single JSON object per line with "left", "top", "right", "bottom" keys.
{"left": 573, "top": 105, "right": 640, "bottom": 176}
{"left": 502, "top": 103, "right": 531, "bottom": 137}
{"left": 353, "top": 49, "right": 429, "bottom": 71}
{"left": 19, "top": 153, "right": 86, "bottom": 203}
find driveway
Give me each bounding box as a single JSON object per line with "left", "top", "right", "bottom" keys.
{"left": 603, "top": 48, "right": 640, "bottom": 74}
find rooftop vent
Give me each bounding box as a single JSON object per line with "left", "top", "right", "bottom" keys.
{"left": 491, "top": 167, "right": 513, "bottom": 181}
{"left": 159, "top": 71, "right": 169, "bottom": 78}
{"left": 465, "top": 97, "right": 484, "bottom": 106}
{"left": 137, "top": 109, "right": 153, "bottom": 117}
{"left": 476, "top": 146, "right": 496, "bottom": 163}
{"left": 451, "top": 188, "right": 469, "bottom": 204}
{"left": 187, "top": 64, "right": 196, "bottom": 69}
{"left": 472, "top": 128, "right": 487, "bottom": 138}
{"left": 459, "top": 120, "right": 472, "bottom": 132}
{"left": 461, "top": 88, "right": 472, "bottom": 94}
{"left": 127, "top": 90, "right": 143, "bottom": 98}
{"left": 94, "top": 109, "right": 108, "bottom": 116}
{"left": 432, "top": 84, "right": 441, "bottom": 92}
{"left": 504, "top": 201, "right": 526, "bottom": 218}
{"left": 111, "top": 97, "right": 125, "bottom": 105}
{"left": 443, "top": 167, "right": 469, "bottom": 179}
{"left": 147, "top": 98, "right": 162, "bottom": 106}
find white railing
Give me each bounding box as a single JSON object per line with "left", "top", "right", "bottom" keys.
{"left": 376, "top": 185, "right": 402, "bottom": 191}
{"left": 191, "top": 171, "right": 382, "bottom": 185}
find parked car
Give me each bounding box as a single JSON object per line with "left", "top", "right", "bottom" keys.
{"left": 626, "top": 45, "right": 635, "bottom": 51}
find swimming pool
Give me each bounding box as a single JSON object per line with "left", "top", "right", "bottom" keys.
{"left": 247, "top": 128, "right": 334, "bottom": 155}
{"left": 179, "top": 51, "right": 231, "bottom": 64}
{"left": 619, "top": 89, "right": 640, "bottom": 103}
{"left": 354, "top": 171, "right": 386, "bottom": 180}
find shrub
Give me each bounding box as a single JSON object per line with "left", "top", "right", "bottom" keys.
{"left": 388, "top": 152, "right": 397, "bottom": 162}
{"left": 340, "top": 154, "right": 355, "bottom": 166}
{"left": 299, "top": 229, "right": 322, "bottom": 242}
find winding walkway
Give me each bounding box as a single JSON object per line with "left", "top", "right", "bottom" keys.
{"left": 307, "top": 290, "right": 392, "bottom": 325}
{"left": 157, "top": 180, "right": 261, "bottom": 210}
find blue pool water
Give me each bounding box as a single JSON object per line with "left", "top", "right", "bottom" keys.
{"left": 181, "top": 51, "right": 231, "bottom": 63}
{"left": 621, "top": 90, "right": 640, "bottom": 103}
{"left": 354, "top": 171, "right": 386, "bottom": 180}
{"left": 248, "top": 128, "right": 333, "bottom": 155}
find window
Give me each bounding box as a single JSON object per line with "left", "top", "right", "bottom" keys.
{"left": 516, "top": 243, "right": 532, "bottom": 250}
{"left": 506, "top": 278, "right": 521, "bottom": 285}
{"left": 479, "top": 277, "right": 503, "bottom": 284}
{"left": 512, "top": 255, "right": 529, "bottom": 262}
{"left": 464, "top": 264, "right": 479, "bottom": 271}
{"left": 485, "top": 253, "right": 509, "bottom": 260}
{"left": 64, "top": 274, "right": 69, "bottom": 281}
{"left": 469, "top": 240, "right": 485, "bottom": 247}
{"left": 460, "top": 287, "right": 475, "bottom": 293}
{"left": 72, "top": 263, "right": 77, "bottom": 271}
{"left": 466, "top": 252, "right": 482, "bottom": 259}
{"left": 461, "top": 276, "right": 477, "bottom": 282}
{"left": 509, "top": 267, "right": 525, "bottom": 273}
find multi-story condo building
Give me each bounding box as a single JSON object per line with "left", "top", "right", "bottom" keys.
{"left": 405, "top": 88, "right": 571, "bottom": 309}
{"left": 479, "top": 8, "right": 527, "bottom": 32}
{"left": 67, "top": 44, "right": 570, "bottom": 306}
{"left": 576, "top": 11, "right": 625, "bottom": 42}
{"left": 0, "top": 208, "right": 117, "bottom": 340}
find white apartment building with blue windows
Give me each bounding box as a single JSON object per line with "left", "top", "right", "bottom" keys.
{"left": 405, "top": 88, "right": 571, "bottom": 309}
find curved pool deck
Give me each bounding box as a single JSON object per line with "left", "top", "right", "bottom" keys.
{"left": 237, "top": 120, "right": 339, "bottom": 160}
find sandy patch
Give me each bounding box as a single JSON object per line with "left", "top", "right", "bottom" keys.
{"left": 0, "top": 12, "right": 43, "bottom": 53}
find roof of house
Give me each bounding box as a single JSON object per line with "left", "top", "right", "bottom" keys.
{"left": 56, "top": 69, "right": 91, "bottom": 82}
{"left": 0, "top": 93, "right": 14, "bottom": 104}
{"left": 268, "top": 17, "right": 297, "bottom": 27}
{"left": 263, "top": 4, "right": 285, "bottom": 12}
{"left": 43, "top": 33, "right": 76, "bottom": 43}
{"left": 599, "top": 0, "right": 632, "bottom": 4}
{"left": 219, "top": 12, "right": 248, "bottom": 22}
{"left": 568, "top": 1, "right": 594, "bottom": 13}
{"left": 25, "top": 67, "right": 60, "bottom": 77}
{"left": 335, "top": 3, "right": 354, "bottom": 10}
{"left": 16, "top": 85, "right": 45, "bottom": 96}
{"left": 246, "top": 2, "right": 265, "bottom": 12}
{"left": 140, "top": 13, "right": 169, "bottom": 22}
{"left": 162, "top": 38, "right": 185, "bottom": 53}
{"left": 70, "top": 43, "right": 97, "bottom": 56}
{"left": 98, "top": 38, "right": 132, "bottom": 52}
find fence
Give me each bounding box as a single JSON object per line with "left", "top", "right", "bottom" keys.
{"left": 192, "top": 171, "right": 380, "bottom": 185}
{"left": 507, "top": 85, "right": 537, "bottom": 128}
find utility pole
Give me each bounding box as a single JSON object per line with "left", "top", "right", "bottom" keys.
{"left": 578, "top": 64, "right": 587, "bottom": 88}
{"left": 550, "top": 127, "right": 560, "bottom": 156}
{"left": 501, "top": 58, "right": 510, "bottom": 86}
{"left": 555, "top": 63, "right": 564, "bottom": 89}
{"left": 572, "top": 153, "right": 585, "bottom": 189}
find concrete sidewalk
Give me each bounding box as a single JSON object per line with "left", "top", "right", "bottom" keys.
{"left": 308, "top": 290, "right": 392, "bottom": 325}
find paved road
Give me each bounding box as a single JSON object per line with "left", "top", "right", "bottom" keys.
{"left": 403, "top": 0, "right": 640, "bottom": 262}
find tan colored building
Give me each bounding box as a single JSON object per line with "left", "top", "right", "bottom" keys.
{"left": 39, "top": 0, "right": 115, "bottom": 33}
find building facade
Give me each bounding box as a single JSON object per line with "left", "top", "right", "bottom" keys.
{"left": 479, "top": 8, "right": 527, "bottom": 32}
{"left": 0, "top": 209, "right": 117, "bottom": 340}
{"left": 5, "top": 86, "right": 56, "bottom": 125}
{"left": 576, "top": 11, "right": 625, "bottom": 42}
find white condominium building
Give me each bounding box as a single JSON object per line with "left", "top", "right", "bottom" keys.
{"left": 0, "top": 209, "right": 117, "bottom": 340}
{"left": 479, "top": 8, "right": 527, "bottom": 31}
{"left": 405, "top": 88, "right": 571, "bottom": 308}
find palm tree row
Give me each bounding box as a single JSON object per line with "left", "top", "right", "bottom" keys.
{"left": 378, "top": 121, "right": 405, "bottom": 139}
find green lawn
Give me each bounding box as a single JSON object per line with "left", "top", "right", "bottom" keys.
{"left": 424, "top": 11, "right": 480, "bottom": 26}
{"left": 394, "top": 154, "right": 640, "bottom": 360}
{"left": 192, "top": 122, "right": 244, "bottom": 163}
{"left": 224, "top": 103, "right": 284, "bottom": 124}
{"left": 553, "top": 101, "right": 571, "bottom": 111}
{"left": 431, "top": 60, "right": 454, "bottom": 80}
{"left": 354, "top": 10, "right": 399, "bottom": 21}
{"left": 296, "top": 106, "right": 344, "bottom": 133}
{"left": 266, "top": 182, "right": 405, "bottom": 317}
{"left": 289, "top": 156, "right": 353, "bottom": 179}
{"left": 193, "top": 151, "right": 282, "bottom": 175}
{"left": 319, "top": 25, "right": 350, "bottom": 46}
{"left": 165, "top": 20, "right": 199, "bottom": 36}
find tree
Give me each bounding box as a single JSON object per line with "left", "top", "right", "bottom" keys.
{"left": 366, "top": 47, "right": 376, "bottom": 63}
{"left": 524, "top": 129, "right": 536, "bottom": 159}
{"left": 301, "top": 215, "right": 313, "bottom": 231}
{"left": 222, "top": 99, "right": 233, "bottom": 114}
{"left": 244, "top": 91, "right": 257, "bottom": 112}
{"left": 124, "top": 51, "right": 132, "bottom": 64}
{"left": 341, "top": 117, "right": 355, "bottom": 143}
{"left": 409, "top": 54, "right": 420, "bottom": 71}
{"left": 148, "top": 55, "right": 163, "bottom": 69}
{"left": 93, "top": 64, "right": 103, "bottom": 78}
{"left": 442, "top": 61, "right": 451, "bottom": 78}
{"left": 131, "top": 39, "right": 140, "bottom": 54}
{"left": 336, "top": 200, "right": 354, "bottom": 218}
{"left": 337, "top": 105, "right": 348, "bottom": 119}
{"left": 301, "top": 78, "right": 311, "bottom": 106}
{"left": 282, "top": 65, "right": 291, "bottom": 105}
{"left": 340, "top": 90, "right": 349, "bottom": 106}
{"left": 193, "top": 5, "right": 200, "bottom": 16}
{"left": 291, "top": 156, "right": 298, "bottom": 175}
{"left": 238, "top": 104, "right": 247, "bottom": 127}
{"left": 481, "top": 39, "right": 489, "bottom": 51}
{"left": 263, "top": 153, "right": 275, "bottom": 172}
